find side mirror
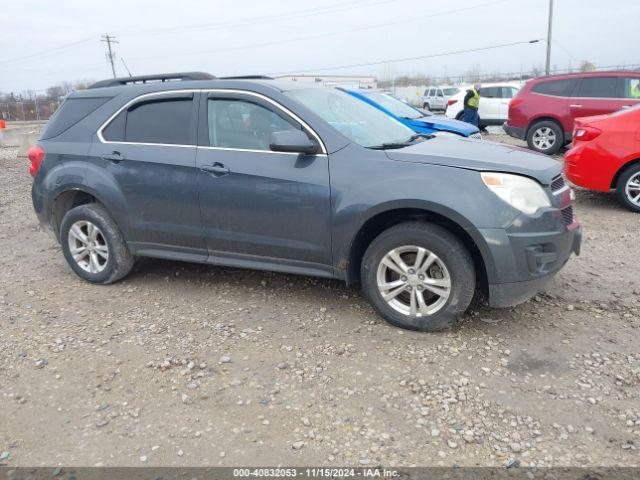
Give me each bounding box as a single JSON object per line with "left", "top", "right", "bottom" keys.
{"left": 270, "top": 130, "right": 318, "bottom": 154}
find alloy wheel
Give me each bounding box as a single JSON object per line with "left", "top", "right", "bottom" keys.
{"left": 67, "top": 220, "right": 109, "bottom": 273}
{"left": 376, "top": 245, "right": 451, "bottom": 317}
{"left": 532, "top": 127, "right": 557, "bottom": 151}
{"left": 625, "top": 172, "right": 640, "bottom": 206}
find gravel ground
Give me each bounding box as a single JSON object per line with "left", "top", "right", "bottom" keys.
{"left": 1, "top": 138, "right": 639, "bottom": 468}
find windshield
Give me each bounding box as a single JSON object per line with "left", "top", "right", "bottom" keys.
{"left": 443, "top": 87, "right": 460, "bottom": 96}
{"left": 362, "top": 91, "right": 423, "bottom": 119}
{"left": 287, "top": 88, "right": 415, "bottom": 148}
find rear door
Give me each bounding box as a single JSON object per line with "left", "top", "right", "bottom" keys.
{"left": 195, "top": 90, "right": 332, "bottom": 272}
{"left": 434, "top": 88, "right": 446, "bottom": 110}
{"left": 497, "top": 86, "right": 518, "bottom": 120}
{"left": 570, "top": 76, "right": 626, "bottom": 123}
{"left": 89, "top": 91, "right": 205, "bottom": 258}
{"left": 478, "top": 86, "right": 501, "bottom": 120}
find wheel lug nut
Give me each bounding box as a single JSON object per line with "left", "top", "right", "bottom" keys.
{"left": 417, "top": 285, "right": 423, "bottom": 291}
{"left": 406, "top": 286, "right": 412, "bottom": 291}
{"left": 418, "top": 274, "right": 425, "bottom": 280}
{"left": 401, "top": 276, "right": 407, "bottom": 282}
{"left": 408, "top": 269, "right": 415, "bottom": 274}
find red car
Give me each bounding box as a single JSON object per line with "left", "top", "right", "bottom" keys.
{"left": 504, "top": 71, "right": 640, "bottom": 155}
{"left": 564, "top": 105, "right": 640, "bottom": 213}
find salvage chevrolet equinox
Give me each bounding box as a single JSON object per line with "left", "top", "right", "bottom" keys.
{"left": 30, "top": 72, "right": 582, "bottom": 331}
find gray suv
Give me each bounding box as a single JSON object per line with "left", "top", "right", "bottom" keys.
{"left": 30, "top": 72, "right": 581, "bottom": 331}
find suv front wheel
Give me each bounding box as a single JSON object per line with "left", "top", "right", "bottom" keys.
{"left": 60, "top": 203, "right": 134, "bottom": 284}
{"left": 361, "top": 222, "right": 475, "bottom": 331}
{"left": 527, "top": 120, "right": 563, "bottom": 155}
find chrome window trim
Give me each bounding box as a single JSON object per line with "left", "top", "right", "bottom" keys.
{"left": 96, "top": 88, "right": 327, "bottom": 155}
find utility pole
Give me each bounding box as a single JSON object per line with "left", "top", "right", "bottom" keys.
{"left": 545, "top": 0, "right": 554, "bottom": 75}
{"left": 101, "top": 34, "right": 118, "bottom": 78}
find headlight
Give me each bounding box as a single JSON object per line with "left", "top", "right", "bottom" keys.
{"left": 481, "top": 172, "right": 551, "bottom": 215}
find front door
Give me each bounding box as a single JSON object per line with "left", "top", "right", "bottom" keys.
{"left": 89, "top": 92, "right": 206, "bottom": 259}
{"left": 569, "top": 76, "right": 627, "bottom": 124}
{"left": 195, "top": 91, "right": 332, "bottom": 274}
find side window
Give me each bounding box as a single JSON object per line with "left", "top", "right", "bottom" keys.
{"left": 480, "top": 87, "right": 499, "bottom": 98}
{"left": 436, "top": 89, "right": 444, "bottom": 97}
{"left": 531, "top": 79, "right": 578, "bottom": 97}
{"left": 208, "top": 98, "right": 300, "bottom": 150}
{"left": 102, "top": 96, "right": 194, "bottom": 145}
{"left": 501, "top": 87, "right": 515, "bottom": 99}
{"left": 574, "top": 77, "right": 621, "bottom": 98}
{"left": 624, "top": 78, "right": 640, "bottom": 99}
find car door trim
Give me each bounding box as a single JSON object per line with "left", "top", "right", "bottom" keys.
{"left": 97, "top": 88, "right": 327, "bottom": 155}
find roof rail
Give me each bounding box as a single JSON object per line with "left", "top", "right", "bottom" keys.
{"left": 88, "top": 72, "right": 216, "bottom": 89}
{"left": 219, "top": 75, "right": 274, "bottom": 80}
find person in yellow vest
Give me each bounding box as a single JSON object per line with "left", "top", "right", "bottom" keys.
{"left": 630, "top": 81, "right": 640, "bottom": 99}
{"left": 462, "top": 83, "right": 481, "bottom": 127}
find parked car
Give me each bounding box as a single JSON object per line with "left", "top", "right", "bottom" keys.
{"left": 422, "top": 85, "right": 462, "bottom": 111}
{"left": 505, "top": 71, "right": 640, "bottom": 155}
{"left": 342, "top": 88, "right": 481, "bottom": 139}
{"left": 445, "top": 82, "right": 521, "bottom": 129}
{"left": 564, "top": 104, "right": 640, "bottom": 212}
{"left": 29, "top": 72, "right": 581, "bottom": 332}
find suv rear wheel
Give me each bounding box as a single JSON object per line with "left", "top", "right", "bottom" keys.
{"left": 616, "top": 163, "right": 640, "bottom": 213}
{"left": 60, "top": 204, "right": 134, "bottom": 284}
{"left": 360, "top": 222, "right": 475, "bottom": 331}
{"left": 527, "top": 120, "right": 563, "bottom": 155}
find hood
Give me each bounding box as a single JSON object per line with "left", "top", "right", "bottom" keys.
{"left": 385, "top": 137, "right": 561, "bottom": 185}
{"left": 407, "top": 116, "right": 479, "bottom": 136}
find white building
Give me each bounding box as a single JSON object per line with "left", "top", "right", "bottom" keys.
{"left": 276, "top": 75, "right": 377, "bottom": 90}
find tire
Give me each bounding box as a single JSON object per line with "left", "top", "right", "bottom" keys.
{"left": 59, "top": 203, "right": 134, "bottom": 284}
{"left": 616, "top": 163, "right": 640, "bottom": 213}
{"left": 360, "top": 222, "right": 475, "bottom": 332}
{"left": 526, "top": 120, "right": 563, "bottom": 155}
{"left": 423, "top": 103, "right": 431, "bottom": 111}
{"left": 455, "top": 111, "right": 464, "bottom": 121}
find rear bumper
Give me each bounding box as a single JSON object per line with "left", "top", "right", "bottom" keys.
{"left": 503, "top": 122, "right": 525, "bottom": 140}
{"left": 564, "top": 143, "right": 617, "bottom": 191}
{"left": 481, "top": 222, "right": 582, "bottom": 308}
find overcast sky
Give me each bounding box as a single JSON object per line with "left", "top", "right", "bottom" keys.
{"left": 2, "top": 0, "right": 638, "bottom": 92}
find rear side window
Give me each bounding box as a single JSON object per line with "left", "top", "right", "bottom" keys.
{"left": 41, "top": 97, "right": 110, "bottom": 139}
{"left": 574, "top": 77, "right": 621, "bottom": 98}
{"left": 531, "top": 79, "right": 578, "bottom": 97}
{"left": 480, "top": 87, "right": 500, "bottom": 98}
{"left": 102, "top": 96, "right": 194, "bottom": 145}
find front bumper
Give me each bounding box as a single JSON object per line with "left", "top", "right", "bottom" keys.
{"left": 480, "top": 220, "right": 582, "bottom": 308}
{"left": 503, "top": 122, "right": 525, "bottom": 140}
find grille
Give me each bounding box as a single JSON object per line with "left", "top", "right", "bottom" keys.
{"left": 550, "top": 175, "right": 566, "bottom": 192}
{"left": 561, "top": 205, "right": 574, "bottom": 225}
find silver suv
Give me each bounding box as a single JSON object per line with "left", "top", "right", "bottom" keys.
{"left": 423, "top": 86, "right": 461, "bottom": 111}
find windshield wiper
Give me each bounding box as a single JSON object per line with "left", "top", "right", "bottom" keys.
{"left": 368, "top": 133, "right": 435, "bottom": 150}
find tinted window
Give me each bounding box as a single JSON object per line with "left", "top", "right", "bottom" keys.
{"left": 624, "top": 78, "right": 640, "bottom": 99}
{"left": 575, "top": 77, "right": 620, "bottom": 98}
{"left": 42, "top": 97, "right": 110, "bottom": 140}
{"left": 443, "top": 87, "right": 459, "bottom": 96}
{"left": 436, "top": 89, "right": 444, "bottom": 97}
{"left": 480, "top": 87, "right": 500, "bottom": 98}
{"left": 531, "top": 79, "right": 578, "bottom": 97}
{"left": 125, "top": 98, "right": 193, "bottom": 144}
{"left": 501, "top": 87, "right": 518, "bottom": 99}
{"left": 208, "top": 98, "right": 299, "bottom": 150}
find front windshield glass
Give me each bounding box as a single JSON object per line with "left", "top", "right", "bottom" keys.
{"left": 363, "top": 91, "right": 423, "bottom": 119}
{"left": 286, "top": 88, "right": 415, "bottom": 148}
{"left": 443, "top": 87, "right": 460, "bottom": 96}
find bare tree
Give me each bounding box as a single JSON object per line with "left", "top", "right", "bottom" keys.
{"left": 579, "top": 60, "right": 596, "bottom": 72}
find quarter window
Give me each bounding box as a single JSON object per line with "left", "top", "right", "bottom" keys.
{"left": 102, "top": 96, "right": 194, "bottom": 145}
{"left": 574, "top": 77, "right": 621, "bottom": 98}
{"left": 207, "top": 98, "right": 299, "bottom": 150}
{"left": 480, "top": 87, "right": 500, "bottom": 98}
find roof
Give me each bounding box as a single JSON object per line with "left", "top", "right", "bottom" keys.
{"left": 532, "top": 70, "right": 640, "bottom": 81}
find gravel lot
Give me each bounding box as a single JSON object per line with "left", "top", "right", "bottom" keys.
{"left": 1, "top": 137, "right": 639, "bottom": 468}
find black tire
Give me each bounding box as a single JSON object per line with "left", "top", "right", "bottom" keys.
{"left": 616, "top": 163, "right": 640, "bottom": 213}
{"left": 526, "top": 120, "right": 563, "bottom": 155}
{"left": 423, "top": 102, "right": 431, "bottom": 111}
{"left": 360, "top": 222, "right": 475, "bottom": 332}
{"left": 455, "top": 111, "right": 464, "bottom": 121}
{"left": 59, "top": 203, "right": 134, "bottom": 284}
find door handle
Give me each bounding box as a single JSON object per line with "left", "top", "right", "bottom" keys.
{"left": 102, "top": 151, "right": 124, "bottom": 163}
{"left": 201, "top": 163, "right": 230, "bottom": 176}
{"left": 570, "top": 104, "right": 583, "bottom": 108}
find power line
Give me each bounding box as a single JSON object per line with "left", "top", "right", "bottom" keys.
{"left": 118, "top": 0, "right": 395, "bottom": 37}
{"left": 0, "top": 37, "right": 93, "bottom": 65}
{"left": 269, "top": 39, "right": 543, "bottom": 76}
{"left": 101, "top": 34, "right": 119, "bottom": 78}
{"left": 125, "top": 0, "right": 516, "bottom": 63}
